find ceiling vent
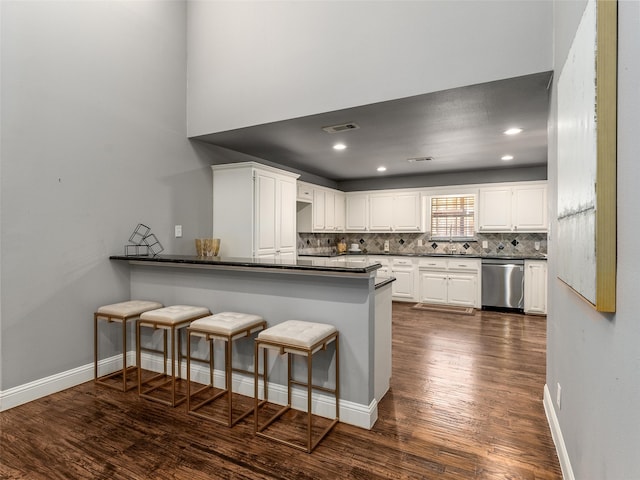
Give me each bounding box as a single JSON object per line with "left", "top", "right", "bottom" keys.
{"left": 407, "top": 156, "right": 434, "bottom": 163}
{"left": 322, "top": 123, "right": 360, "bottom": 134}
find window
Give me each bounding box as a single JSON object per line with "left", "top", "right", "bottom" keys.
{"left": 430, "top": 195, "right": 476, "bottom": 239}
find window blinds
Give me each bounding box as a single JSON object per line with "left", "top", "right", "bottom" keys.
{"left": 430, "top": 195, "right": 475, "bottom": 239}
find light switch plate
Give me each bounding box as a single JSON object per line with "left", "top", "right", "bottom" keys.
{"left": 175, "top": 225, "right": 182, "bottom": 238}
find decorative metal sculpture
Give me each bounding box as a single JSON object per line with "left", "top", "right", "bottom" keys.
{"left": 124, "top": 223, "right": 164, "bottom": 256}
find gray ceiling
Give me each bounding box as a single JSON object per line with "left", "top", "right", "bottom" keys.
{"left": 192, "top": 71, "right": 552, "bottom": 182}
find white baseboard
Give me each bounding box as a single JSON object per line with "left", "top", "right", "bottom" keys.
{"left": 141, "top": 351, "right": 378, "bottom": 429}
{"left": 0, "top": 352, "right": 378, "bottom": 429}
{"left": 0, "top": 354, "right": 126, "bottom": 411}
{"left": 544, "top": 383, "right": 574, "bottom": 480}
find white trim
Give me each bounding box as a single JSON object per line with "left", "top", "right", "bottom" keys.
{"left": 0, "top": 352, "right": 378, "bottom": 429}
{"left": 544, "top": 383, "right": 574, "bottom": 480}
{"left": 0, "top": 354, "right": 125, "bottom": 411}
{"left": 142, "top": 351, "right": 378, "bottom": 430}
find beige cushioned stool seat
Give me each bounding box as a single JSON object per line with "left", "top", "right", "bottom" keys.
{"left": 94, "top": 300, "right": 163, "bottom": 392}
{"left": 97, "top": 300, "right": 162, "bottom": 319}
{"left": 254, "top": 319, "right": 339, "bottom": 452}
{"left": 137, "top": 304, "right": 211, "bottom": 408}
{"left": 140, "top": 305, "right": 210, "bottom": 325}
{"left": 258, "top": 320, "right": 337, "bottom": 349}
{"left": 191, "top": 312, "right": 264, "bottom": 336}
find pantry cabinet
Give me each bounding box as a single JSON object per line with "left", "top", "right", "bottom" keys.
{"left": 212, "top": 162, "right": 298, "bottom": 259}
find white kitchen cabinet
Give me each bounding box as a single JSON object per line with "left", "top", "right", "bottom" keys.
{"left": 391, "top": 257, "right": 417, "bottom": 301}
{"left": 478, "top": 187, "right": 512, "bottom": 232}
{"left": 369, "top": 193, "right": 394, "bottom": 231}
{"left": 346, "top": 190, "right": 423, "bottom": 232}
{"left": 313, "top": 189, "right": 326, "bottom": 230}
{"left": 325, "top": 190, "right": 336, "bottom": 230}
{"left": 297, "top": 181, "right": 313, "bottom": 203}
{"left": 335, "top": 192, "right": 345, "bottom": 231}
{"left": 393, "top": 192, "right": 422, "bottom": 231}
{"left": 447, "top": 274, "right": 478, "bottom": 307}
{"left": 478, "top": 182, "right": 547, "bottom": 233}
{"left": 513, "top": 185, "right": 547, "bottom": 231}
{"left": 212, "top": 162, "right": 299, "bottom": 259}
{"left": 419, "top": 271, "right": 448, "bottom": 304}
{"left": 346, "top": 194, "right": 369, "bottom": 231}
{"left": 524, "top": 260, "right": 547, "bottom": 314}
{"left": 418, "top": 258, "right": 481, "bottom": 307}
{"left": 298, "top": 185, "right": 345, "bottom": 233}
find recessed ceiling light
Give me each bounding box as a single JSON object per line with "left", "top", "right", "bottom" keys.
{"left": 333, "top": 143, "right": 347, "bottom": 150}
{"left": 501, "top": 155, "right": 514, "bottom": 161}
{"left": 504, "top": 128, "right": 523, "bottom": 135}
{"left": 377, "top": 166, "right": 387, "bottom": 172}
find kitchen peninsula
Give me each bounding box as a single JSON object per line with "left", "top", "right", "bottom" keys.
{"left": 110, "top": 254, "right": 392, "bottom": 430}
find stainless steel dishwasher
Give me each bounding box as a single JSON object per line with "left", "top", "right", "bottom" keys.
{"left": 481, "top": 258, "right": 525, "bottom": 310}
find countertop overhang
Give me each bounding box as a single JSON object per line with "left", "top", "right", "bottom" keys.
{"left": 110, "top": 254, "right": 382, "bottom": 277}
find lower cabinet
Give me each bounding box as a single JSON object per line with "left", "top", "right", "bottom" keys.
{"left": 524, "top": 260, "right": 547, "bottom": 314}
{"left": 390, "top": 258, "right": 416, "bottom": 300}
{"left": 418, "top": 258, "right": 481, "bottom": 308}
{"left": 447, "top": 273, "right": 478, "bottom": 307}
{"left": 419, "top": 272, "right": 448, "bottom": 304}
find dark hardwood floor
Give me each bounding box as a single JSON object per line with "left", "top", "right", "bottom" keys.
{"left": 0, "top": 303, "right": 561, "bottom": 479}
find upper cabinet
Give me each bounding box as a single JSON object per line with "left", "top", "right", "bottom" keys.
{"left": 478, "top": 183, "right": 547, "bottom": 233}
{"left": 393, "top": 192, "right": 422, "bottom": 231}
{"left": 512, "top": 184, "right": 547, "bottom": 231}
{"left": 212, "top": 162, "right": 299, "bottom": 259}
{"left": 346, "top": 191, "right": 422, "bottom": 232}
{"left": 313, "top": 189, "right": 326, "bottom": 230}
{"left": 345, "top": 193, "right": 369, "bottom": 231}
{"left": 369, "top": 193, "right": 394, "bottom": 231}
{"left": 297, "top": 182, "right": 346, "bottom": 233}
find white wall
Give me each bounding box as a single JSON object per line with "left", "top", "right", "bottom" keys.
{"left": 0, "top": 1, "right": 213, "bottom": 391}
{"left": 187, "top": 0, "right": 553, "bottom": 136}
{"left": 547, "top": 1, "right": 640, "bottom": 477}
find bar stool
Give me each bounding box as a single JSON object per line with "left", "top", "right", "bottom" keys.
{"left": 137, "top": 305, "right": 210, "bottom": 407}
{"left": 254, "top": 320, "right": 339, "bottom": 453}
{"left": 186, "top": 312, "right": 266, "bottom": 426}
{"left": 94, "top": 300, "right": 163, "bottom": 392}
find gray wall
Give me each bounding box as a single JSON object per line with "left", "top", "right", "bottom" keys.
{"left": 0, "top": 2, "right": 213, "bottom": 390}
{"left": 338, "top": 165, "right": 547, "bottom": 192}
{"left": 187, "top": 1, "right": 553, "bottom": 136}
{"left": 547, "top": 1, "right": 640, "bottom": 477}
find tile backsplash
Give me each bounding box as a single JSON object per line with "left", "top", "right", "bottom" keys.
{"left": 298, "top": 231, "right": 547, "bottom": 257}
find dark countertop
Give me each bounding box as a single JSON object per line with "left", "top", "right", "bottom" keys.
{"left": 298, "top": 251, "right": 547, "bottom": 261}
{"left": 110, "top": 254, "right": 382, "bottom": 275}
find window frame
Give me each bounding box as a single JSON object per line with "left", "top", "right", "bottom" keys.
{"left": 428, "top": 193, "right": 477, "bottom": 241}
